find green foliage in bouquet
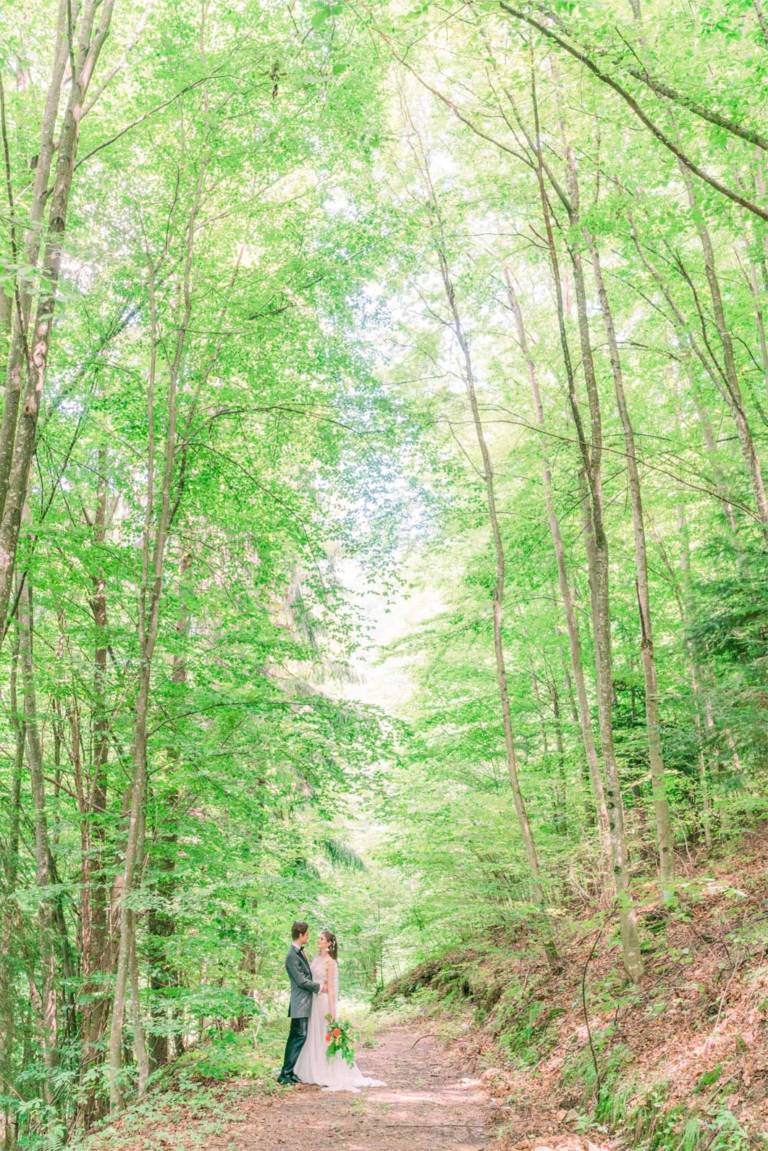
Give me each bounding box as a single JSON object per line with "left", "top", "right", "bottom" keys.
{"left": 324, "top": 1016, "right": 356, "bottom": 1067}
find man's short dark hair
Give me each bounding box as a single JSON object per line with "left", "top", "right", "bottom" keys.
{"left": 291, "top": 921, "right": 309, "bottom": 940}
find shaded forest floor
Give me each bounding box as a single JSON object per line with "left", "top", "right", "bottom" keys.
{"left": 83, "top": 1028, "right": 494, "bottom": 1151}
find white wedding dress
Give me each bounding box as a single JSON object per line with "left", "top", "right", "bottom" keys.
{"left": 294, "top": 954, "right": 383, "bottom": 1091}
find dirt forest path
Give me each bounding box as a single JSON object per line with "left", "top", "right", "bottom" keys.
{"left": 208, "top": 1026, "right": 492, "bottom": 1151}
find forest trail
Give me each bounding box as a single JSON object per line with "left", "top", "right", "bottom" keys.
{"left": 86, "top": 1022, "right": 622, "bottom": 1151}
{"left": 193, "top": 1026, "right": 617, "bottom": 1151}
{"left": 206, "top": 1026, "right": 491, "bottom": 1150}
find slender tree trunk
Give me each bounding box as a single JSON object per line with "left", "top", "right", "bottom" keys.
{"left": 742, "top": 253, "right": 768, "bottom": 397}
{"left": 630, "top": 221, "right": 755, "bottom": 536}
{"left": 679, "top": 164, "right": 768, "bottom": 540}
{"left": 590, "top": 244, "right": 675, "bottom": 897}
{"left": 678, "top": 513, "right": 715, "bottom": 849}
{"left": 0, "top": 0, "right": 117, "bottom": 643}
{"left": 458, "top": 338, "right": 559, "bottom": 969}
{"left": 756, "top": 0, "right": 768, "bottom": 46}
{"left": 504, "top": 271, "right": 612, "bottom": 870}
{"left": 147, "top": 831, "right": 178, "bottom": 1069}
{"left": 108, "top": 669, "right": 151, "bottom": 1109}
{"left": 684, "top": 367, "right": 741, "bottom": 538}
{"left": 128, "top": 910, "right": 149, "bottom": 1098}
{"left": 78, "top": 456, "right": 112, "bottom": 1127}
{"left": 548, "top": 675, "right": 569, "bottom": 837}
{"left": 18, "top": 577, "right": 58, "bottom": 1113}
{"left": 149, "top": 554, "right": 190, "bottom": 1069}
{"left": 109, "top": 171, "right": 203, "bottom": 1106}
{"left": 408, "top": 117, "right": 559, "bottom": 970}
{"left": 0, "top": 0, "right": 70, "bottom": 518}
{"left": 529, "top": 78, "right": 642, "bottom": 978}
{"left": 107, "top": 322, "right": 158, "bottom": 1108}
{"left": 654, "top": 504, "right": 718, "bottom": 851}
{"left": 0, "top": 639, "right": 24, "bottom": 1150}
{"left": 530, "top": 670, "right": 564, "bottom": 834}
{"left": 559, "top": 645, "right": 595, "bottom": 829}
{"left": 676, "top": 508, "right": 716, "bottom": 850}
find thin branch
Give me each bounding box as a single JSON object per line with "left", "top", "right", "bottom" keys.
{"left": 499, "top": 2, "right": 768, "bottom": 222}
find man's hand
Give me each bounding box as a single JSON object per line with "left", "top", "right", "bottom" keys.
{"left": 321, "top": 982, "right": 328, "bottom": 993}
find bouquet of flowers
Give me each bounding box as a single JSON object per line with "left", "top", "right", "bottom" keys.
{"left": 324, "top": 1015, "right": 355, "bottom": 1067}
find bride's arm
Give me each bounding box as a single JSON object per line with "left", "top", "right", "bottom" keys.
{"left": 328, "top": 959, "right": 338, "bottom": 1020}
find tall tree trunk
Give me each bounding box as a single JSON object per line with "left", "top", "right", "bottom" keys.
{"left": 128, "top": 910, "right": 150, "bottom": 1098}
{"left": 548, "top": 674, "right": 569, "bottom": 837}
{"left": 0, "top": 639, "right": 24, "bottom": 1150}
{"left": 754, "top": 0, "right": 768, "bottom": 46}
{"left": 0, "top": 0, "right": 70, "bottom": 519}
{"left": 676, "top": 509, "right": 714, "bottom": 850}
{"left": 149, "top": 554, "right": 191, "bottom": 1069}
{"left": 741, "top": 251, "right": 768, "bottom": 398}
{"left": 629, "top": 220, "right": 754, "bottom": 535}
{"left": 529, "top": 77, "right": 643, "bottom": 978}
{"left": 679, "top": 164, "right": 768, "bottom": 540}
{"left": 109, "top": 171, "right": 203, "bottom": 1106}
{"left": 656, "top": 515, "right": 717, "bottom": 850}
{"left": 147, "top": 836, "right": 178, "bottom": 1068}
{"left": 408, "top": 113, "right": 559, "bottom": 970}
{"left": 504, "top": 271, "right": 612, "bottom": 871}
{"left": 18, "top": 577, "right": 58, "bottom": 1113}
{"left": 590, "top": 243, "right": 675, "bottom": 898}
{"left": 78, "top": 455, "right": 112, "bottom": 1128}
{"left": 456, "top": 327, "right": 559, "bottom": 970}
{"left": 0, "top": 0, "right": 117, "bottom": 643}
{"left": 685, "top": 367, "right": 742, "bottom": 539}
{"left": 559, "top": 644, "right": 595, "bottom": 830}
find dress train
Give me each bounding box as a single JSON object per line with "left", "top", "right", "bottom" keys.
{"left": 294, "top": 955, "right": 383, "bottom": 1091}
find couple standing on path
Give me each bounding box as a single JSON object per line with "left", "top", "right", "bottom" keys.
{"left": 278, "top": 920, "right": 383, "bottom": 1090}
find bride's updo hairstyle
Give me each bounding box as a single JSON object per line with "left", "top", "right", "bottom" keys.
{"left": 321, "top": 929, "right": 338, "bottom": 961}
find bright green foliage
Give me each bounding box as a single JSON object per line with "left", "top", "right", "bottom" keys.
{"left": 1, "top": 0, "right": 767, "bottom": 1146}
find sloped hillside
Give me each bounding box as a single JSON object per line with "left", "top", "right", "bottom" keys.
{"left": 380, "top": 830, "right": 768, "bottom": 1151}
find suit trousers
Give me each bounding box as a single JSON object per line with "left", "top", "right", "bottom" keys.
{"left": 281, "top": 1017, "right": 309, "bottom": 1078}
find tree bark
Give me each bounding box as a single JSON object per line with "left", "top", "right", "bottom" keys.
{"left": 590, "top": 243, "right": 675, "bottom": 897}
{"left": 504, "top": 271, "right": 612, "bottom": 872}
{"left": 128, "top": 910, "right": 150, "bottom": 1098}
{"left": 0, "top": 638, "right": 24, "bottom": 1150}
{"left": 740, "top": 250, "right": 768, "bottom": 399}
{"left": 18, "top": 576, "right": 58, "bottom": 1110}
{"left": 548, "top": 675, "right": 568, "bottom": 837}
{"left": 409, "top": 115, "right": 559, "bottom": 971}
{"left": 77, "top": 455, "right": 112, "bottom": 1127}
{"left": 0, "top": 0, "right": 117, "bottom": 643}
{"left": 149, "top": 554, "right": 191, "bottom": 1069}
{"left": 529, "top": 79, "right": 643, "bottom": 978}
{"left": 679, "top": 164, "right": 768, "bottom": 540}
{"left": 0, "top": 0, "right": 71, "bottom": 520}
{"left": 655, "top": 508, "right": 718, "bottom": 850}
{"left": 109, "top": 170, "right": 203, "bottom": 1106}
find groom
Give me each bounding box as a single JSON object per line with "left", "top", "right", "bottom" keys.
{"left": 277, "top": 920, "right": 325, "bottom": 1085}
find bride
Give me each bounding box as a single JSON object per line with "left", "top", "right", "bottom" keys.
{"left": 294, "top": 929, "right": 383, "bottom": 1090}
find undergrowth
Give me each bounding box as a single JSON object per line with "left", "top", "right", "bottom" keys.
{"left": 69, "top": 1023, "right": 285, "bottom": 1151}
{"left": 72, "top": 1006, "right": 380, "bottom": 1151}
{"left": 379, "top": 846, "right": 768, "bottom": 1151}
